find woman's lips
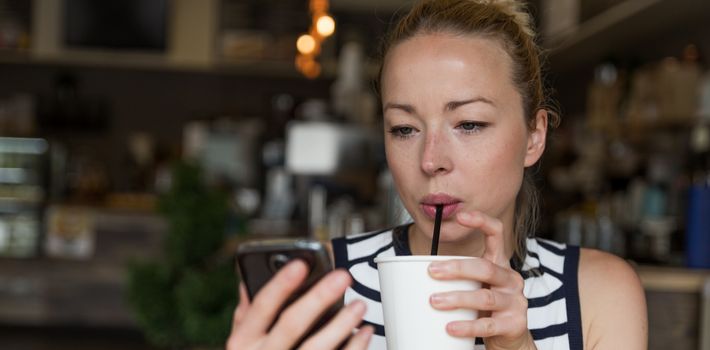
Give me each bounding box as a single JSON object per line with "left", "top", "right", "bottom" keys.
{"left": 420, "top": 194, "right": 462, "bottom": 220}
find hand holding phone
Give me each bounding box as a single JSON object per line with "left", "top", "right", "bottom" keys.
{"left": 236, "top": 239, "right": 334, "bottom": 302}
{"left": 228, "top": 239, "right": 373, "bottom": 350}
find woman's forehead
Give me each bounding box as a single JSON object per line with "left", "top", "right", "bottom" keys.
{"left": 381, "top": 33, "right": 516, "bottom": 103}
{"left": 384, "top": 33, "right": 512, "bottom": 73}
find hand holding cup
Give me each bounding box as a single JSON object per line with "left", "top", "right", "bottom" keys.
{"left": 427, "top": 211, "right": 536, "bottom": 350}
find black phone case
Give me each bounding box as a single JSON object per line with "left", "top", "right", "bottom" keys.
{"left": 235, "top": 239, "right": 344, "bottom": 348}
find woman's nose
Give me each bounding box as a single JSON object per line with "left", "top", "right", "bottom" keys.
{"left": 420, "top": 133, "right": 453, "bottom": 176}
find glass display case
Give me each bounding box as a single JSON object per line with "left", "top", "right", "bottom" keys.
{"left": 0, "top": 137, "right": 47, "bottom": 257}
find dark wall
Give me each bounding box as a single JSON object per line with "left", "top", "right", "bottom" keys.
{"left": 0, "top": 62, "right": 333, "bottom": 189}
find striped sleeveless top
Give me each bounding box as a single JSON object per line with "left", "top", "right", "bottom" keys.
{"left": 331, "top": 225, "right": 583, "bottom": 350}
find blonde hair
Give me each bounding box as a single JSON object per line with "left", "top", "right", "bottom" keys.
{"left": 378, "top": 0, "right": 560, "bottom": 263}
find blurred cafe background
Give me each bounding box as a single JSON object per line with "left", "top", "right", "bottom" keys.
{"left": 0, "top": 0, "right": 709, "bottom": 349}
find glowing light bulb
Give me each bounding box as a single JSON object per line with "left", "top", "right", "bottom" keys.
{"left": 310, "top": 0, "right": 328, "bottom": 13}
{"left": 316, "top": 15, "right": 335, "bottom": 37}
{"left": 297, "top": 34, "right": 316, "bottom": 54}
{"left": 303, "top": 61, "right": 321, "bottom": 79}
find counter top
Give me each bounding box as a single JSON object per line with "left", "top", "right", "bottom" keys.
{"left": 636, "top": 265, "right": 710, "bottom": 292}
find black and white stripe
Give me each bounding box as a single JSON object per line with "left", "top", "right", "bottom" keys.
{"left": 332, "top": 225, "right": 583, "bottom": 350}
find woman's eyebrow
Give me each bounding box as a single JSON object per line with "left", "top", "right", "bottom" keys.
{"left": 384, "top": 97, "right": 495, "bottom": 114}
{"left": 383, "top": 102, "right": 416, "bottom": 114}
{"left": 445, "top": 97, "right": 495, "bottom": 111}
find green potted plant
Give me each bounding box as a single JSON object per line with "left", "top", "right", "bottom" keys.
{"left": 127, "top": 163, "right": 238, "bottom": 349}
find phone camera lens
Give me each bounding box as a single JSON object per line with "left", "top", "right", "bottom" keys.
{"left": 269, "top": 253, "right": 291, "bottom": 272}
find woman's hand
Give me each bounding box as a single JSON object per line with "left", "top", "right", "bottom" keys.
{"left": 427, "top": 211, "right": 536, "bottom": 350}
{"left": 227, "top": 260, "right": 374, "bottom": 350}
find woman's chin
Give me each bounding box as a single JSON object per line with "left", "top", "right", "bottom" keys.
{"left": 438, "top": 231, "right": 475, "bottom": 243}
{"left": 415, "top": 224, "right": 476, "bottom": 243}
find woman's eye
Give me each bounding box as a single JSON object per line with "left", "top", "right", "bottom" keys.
{"left": 397, "top": 127, "right": 414, "bottom": 135}
{"left": 389, "top": 126, "right": 416, "bottom": 138}
{"left": 457, "top": 121, "right": 488, "bottom": 133}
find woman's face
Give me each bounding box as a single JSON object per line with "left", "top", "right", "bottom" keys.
{"left": 381, "top": 33, "right": 546, "bottom": 244}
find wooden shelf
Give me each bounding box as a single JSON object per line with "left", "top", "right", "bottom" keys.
{"left": 3, "top": 0, "right": 341, "bottom": 80}
{"left": 0, "top": 209, "right": 166, "bottom": 328}
{"left": 0, "top": 258, "right": 132, "bottom": 327}
{"left": 545, "top": 0, "right": 710, "bottom": 72}
{"left": 0, "top": 49, "right": 335, "bottom": 79}
{"left": 637, "top": 264, "right": 710, "bottom": 292}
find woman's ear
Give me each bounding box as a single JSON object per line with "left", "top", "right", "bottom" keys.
{"left": 524, "top": 109, "right": 548, "bottom": 167}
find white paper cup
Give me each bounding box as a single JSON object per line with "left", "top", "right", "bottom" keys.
{"left": 375, "top": 256, "right": 481, "bottom": 350}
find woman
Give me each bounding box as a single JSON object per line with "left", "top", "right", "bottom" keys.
{"left": 227, "top": 0, "right": 648, "bottom": 349}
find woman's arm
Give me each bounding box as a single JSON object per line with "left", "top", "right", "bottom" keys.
{"left": 578, "top": 249, "right": 648, "bottom": 349}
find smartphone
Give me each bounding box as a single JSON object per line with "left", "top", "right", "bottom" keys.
{"left": 235, "top": 239, "right": 342, "bottom": 340}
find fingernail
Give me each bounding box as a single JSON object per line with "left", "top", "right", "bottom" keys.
{"left": 285, "top": 260, "right": 306, "bottom": 276}
{"left": 447, "top": 322, "right": 464, "bottom": 335}
{"left": 364, "top": 326, "right": 374, "bottom": 339}
{"left": 458, "top": 212, "right": 472, "bottom": 221}
{"left": 430, "top": 293, "right": 448, "bottom": 305}
{"left": 428, "top": 262, "right": 450, "bottom": 276}
{"left": 347, "top": 300, "right": 366, "bottom": 315}
{"left": 360, "top": 325, "right": 374, "bottom": 340}
{"left": 329, "top": 271, "right": 351, "bottom": 287}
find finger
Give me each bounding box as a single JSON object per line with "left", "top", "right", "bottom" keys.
{"left": 430, "top": 288, "right": 512, "bottom": 312}
{"left": 239, "top": 281, "right": 251, "bottom": 304}
{"left": 456, "top": 211, "right": 507, "bottom": 266}
{"left": 298, "top": 300, "right": 367, "bottom": 350}
{"left": 235, "top": 260, "right": 309, "bottom": 338}
{"left": 447, "top": 317, "right": 498, "bottom": 338}
{"left": 262, "top": 269, "right": 352, "bottom": 349}
{"left": 447, "top": 315, "right": 527, "bottom": 339}
{"left": 232, "top": 282, "right": 251, "bottom": 329}
{"left": 343, "top": 325, "right": 374, "bottom": 350}
{"left": 429, "top": 257, "right": 523, "bottom": 291}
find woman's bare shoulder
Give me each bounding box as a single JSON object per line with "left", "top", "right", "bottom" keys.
{"left": 578, "top": 248, "right": 640, "bottom": 282}
{"left": 577, "top": 248, "right": 648, "bottom": 349}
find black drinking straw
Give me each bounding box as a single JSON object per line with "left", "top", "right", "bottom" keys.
{"left": 431, "top": 204, "right": 444, "bottom": 255}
